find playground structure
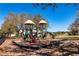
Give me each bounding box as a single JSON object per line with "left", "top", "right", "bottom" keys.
{"left": 12, "top": 18, "right": 48, "bottom": 49}
{"left": 23, "top": 19, "right": 48, "bottom": 42}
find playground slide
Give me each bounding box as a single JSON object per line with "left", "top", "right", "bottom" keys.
{"left": 29, "top": 34, "right": 37, "bottom": 43}
{"left": 0, "top": 36, "right": 6, "bottom": 45}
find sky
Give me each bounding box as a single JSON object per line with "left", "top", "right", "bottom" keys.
{"left": 0, "top": 3, "right": 78, "bottom": 32}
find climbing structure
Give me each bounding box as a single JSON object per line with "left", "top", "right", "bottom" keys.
{"left": 24, "top": 18, "right": 48, "bottom": 42}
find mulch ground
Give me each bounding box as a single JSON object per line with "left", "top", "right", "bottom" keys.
{"left": 0, "top": 38, "right": 79, "bottom": 56}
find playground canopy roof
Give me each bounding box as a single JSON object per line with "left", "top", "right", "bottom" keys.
{"left": 39, "top": 20, "right": 47, "bottom": 24}
{"left": 24, "top": 20, "right": 35, "bottom": 24}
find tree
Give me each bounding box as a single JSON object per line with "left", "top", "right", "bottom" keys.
{"left": 33, "top": 15, "right": 42, "bottom": 29}
{"left": 1, "top": 13, "right": 18, "bottom": 37}
{"left": 68, "top": 16, "right": 79, "bottom": 35}
{"left": 1, "top": 12, "right": 32, "bottom": 37}
{"left": 0, "top": 29, "right": 4, "bottom": 36}
{"left": 18, "top": 13, "right": 32, "bottom": 30}
{"left": 33, "top": 3, "right": 79, "bottom": 10}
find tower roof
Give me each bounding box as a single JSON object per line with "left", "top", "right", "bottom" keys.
{"left": 24, "top": 20, "right": 35, "bottom": 24}
{"left": 39, "top": 19, "right": 47, "bottom": 24}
